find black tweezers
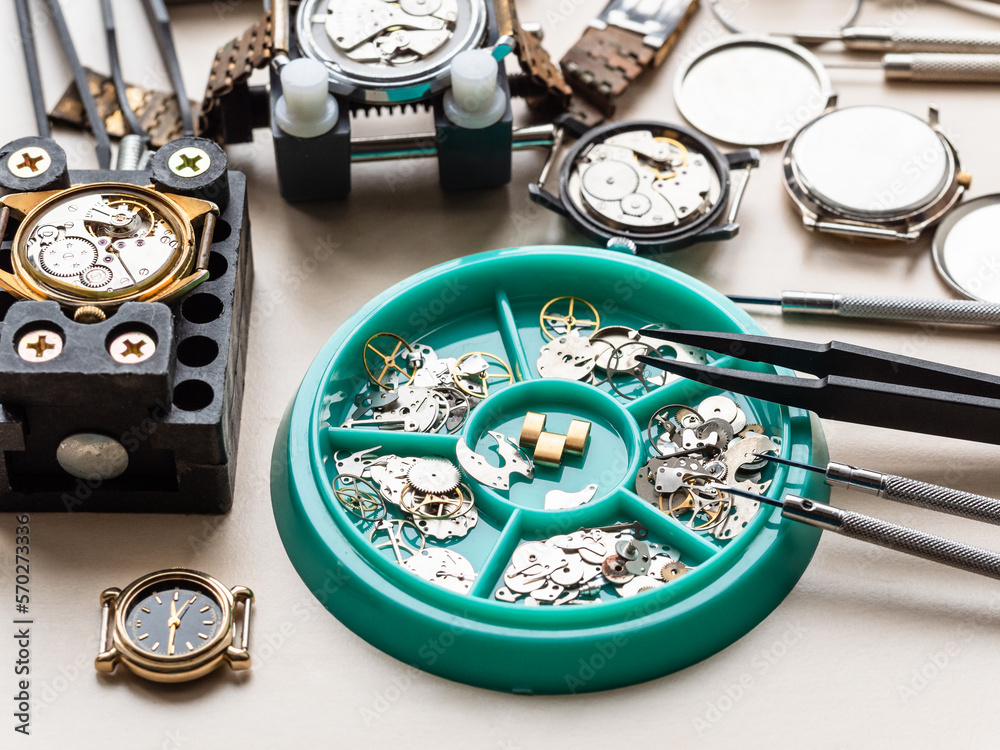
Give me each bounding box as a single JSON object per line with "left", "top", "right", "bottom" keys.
{"left": 636, "top": 330, "right": 1000, "bottom": 445}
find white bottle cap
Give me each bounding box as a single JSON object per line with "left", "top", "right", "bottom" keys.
{"left": 443, "top": 49, "right": 507, "bottom": 129}
{"left": 274, "top": 58, "right": 339, "bottom": 138}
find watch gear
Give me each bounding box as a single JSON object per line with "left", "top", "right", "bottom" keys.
{"left": 37, "top": 237, "right": 98, "bottom": 277}
{"left": 406, "top": 458, "right": 462, "bottom": 495}
{"left": 85, "top": 197, "right": 155, "bottom": 238}
{"left": 80, "top": 264, "right": 114, "bottom": 288}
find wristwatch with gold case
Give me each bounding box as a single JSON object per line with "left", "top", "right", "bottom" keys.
{"left": 95, "top": 569, "right": 253, "bottom": 683}
{"left": 0, "top": 183, "right": 217, "bottom": 324}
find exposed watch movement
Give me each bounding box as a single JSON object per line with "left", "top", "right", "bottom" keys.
{"left": 0, "top": 183, "right": 216, "bottom": 322}
{"left": 530, "top": 118, "right": 760, "bottom": 254}
{"left": 297, "top": 0, "right": 487, "bottom": 101}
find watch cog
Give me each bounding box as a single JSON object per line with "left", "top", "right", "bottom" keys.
{"left": 38, "top": 237, "right": 98, "bottom": 278}
{"left": 79, "top": 265, "right": 114, "bottom": 289}
{"left": 406, "top": 458, "right": 462, "bottom": 495}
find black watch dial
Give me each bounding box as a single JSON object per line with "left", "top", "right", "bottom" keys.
{"left": 124, "top": 582, "right": 225, "bottom": 658}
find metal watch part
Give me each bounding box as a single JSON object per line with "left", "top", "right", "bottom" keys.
{"left": 296, "top": 0, "right": 487, "bottom": 102}
{"left": 932, "top": 194, "right": 1000, "bottom": 303}
{"left": 456, "top": 430, "right": 533, "bottom": 490}
{"left": 782, "top": 105, "right": 969, "bottom": 242}
{"left": 531, "top": 119, "right": 759, "bottom": 254}
{"left": 675, "top": 35, "right": 834, "bottom": 147}
{"left": 0, "top": 183, "right": 215, "bottom": 314}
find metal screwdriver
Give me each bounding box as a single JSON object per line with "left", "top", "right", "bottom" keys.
{"left": 723, "top": 487, "right": 1000, "bottom": 582}
{"left": 790, "top": 26, "right": 1000, "bottom": 54}
{"left": 759, "top": 454, "right": 1000, "bottom": 526}
{"left": 823, "top": 53, "right": 1000, "bottom": 83}
{"left": 729, "top": 291, "right": 1000, "bottom": 327}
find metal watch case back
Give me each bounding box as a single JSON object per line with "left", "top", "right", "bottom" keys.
{"left": 295, "top": 0, "right": 488, "bottom": 103}
{"left": 782, "top": 105, "right": 967, "bottom": 241}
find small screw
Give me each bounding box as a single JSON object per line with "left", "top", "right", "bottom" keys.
{"left": 167, "top": 147, "right": 211, "bottom": 178}
{"left": 7, "top": 147, "right": 51, "bottom": 178}
{"left": 17, "top": 329, "right": 63, "bottom": 362}
{"left": 109, "top": 332, "right": 156, "bottom": 364}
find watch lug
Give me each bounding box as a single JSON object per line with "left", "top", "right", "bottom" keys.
{"left": 695, "top": 222, "right": 740, "bottom": 244}
{"left": 554, "top": 113, "right": 592, "bottom": 139}
{"left": 725, "top": 149, "right": 760, "bottom": 170}
{"left": 94, "top": 647, "right": 119, "bottom": 673}
{"left": 100, "top": 588, "right": 121, "bottom": 606}
{"left": 149, "top": 270, "right": 210, "bottom": 303}
{"left": 158, "top": 191, "right": 217, "bottom": 222}
{"left": 227, "top": 586, "right": 254, "bottom": 670}
{"left": 0, "top": 270, "right": 34, "bottom": 300}
{"left": 528, "top": 184, "right": 568, "bottom": 217}
{"left": 1, "top": 190, "right": 62, "bottom": 219}
{"left": 226, "top": 646, "right": 252, "bottom": 670}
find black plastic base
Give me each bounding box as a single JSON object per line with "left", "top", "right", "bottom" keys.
{"left": 0, "top": 171, "right": 252, "bottom": 513}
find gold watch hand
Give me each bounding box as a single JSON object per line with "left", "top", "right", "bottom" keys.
{"left": 168, "top": 621, "right": 177, "bottom": 655}
{"left": 174, "top": 597, "right": 196, "bottom": 622}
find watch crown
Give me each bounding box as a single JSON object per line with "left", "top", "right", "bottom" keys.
{"left": 74, "top": 305, "right": 107, "bottom": 324}
{"left": 606, "top": 236, "right": 637, "bottom": 254}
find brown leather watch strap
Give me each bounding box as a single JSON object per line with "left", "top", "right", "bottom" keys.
{"left": 199, "top": 11, "right": 274, "bottom": 141}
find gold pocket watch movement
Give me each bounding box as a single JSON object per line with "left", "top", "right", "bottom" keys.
{"left": 96, "top": 569, "right": 253, "bottom": 683}
{"left": 0, "top": 183, "right": 217, "bottom": 323}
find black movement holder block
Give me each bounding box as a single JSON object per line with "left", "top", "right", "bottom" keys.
{"left": 0, "top": 169, "right": 252, "bottom": 513}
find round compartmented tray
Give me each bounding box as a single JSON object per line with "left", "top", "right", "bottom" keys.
{"left": 271, "top": 246, "right": 829, "bottom": 694}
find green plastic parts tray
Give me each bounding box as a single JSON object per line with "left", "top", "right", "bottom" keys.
{"left": 271, "top": 246, "right": 829, "bottom": 694}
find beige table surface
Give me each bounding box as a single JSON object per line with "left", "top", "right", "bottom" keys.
{"left": 3, "top": 0, "right": 1000, "bottom": 747}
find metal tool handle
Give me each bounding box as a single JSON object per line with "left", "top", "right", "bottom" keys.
{"left": 881, "top": 475, "right": 1000, "bottom": 525}
{"left": 884, "top": 53, "right": 1000, "bottom": 83}
{"left": 838, "top": 508, "right": 1000, "bottom": 580}
{"left": 783, "top": 497, "right": 1000, "bottom": 581}
{"left": 843, "top": 26, "right": 1000, "bottom": 53}
{"left": 837, "top": 294, "right": 1000, "bottom": 325}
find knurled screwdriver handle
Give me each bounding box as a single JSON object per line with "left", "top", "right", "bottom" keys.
{"left": 884, "top": 53, "right": 1000, "bottom": 83}
{"left": 842, "top": 27, "right": 1000, "bottom": 53}
{"left": 838, "top": 509, "right": 1000, "bottom": 580}
{"left": 783, "top": 497, "right": 1000, "bottom": 581}
{"left": 837, "top": 294, "right": 1000, "bottom": 325}
{"left": 825, "top": 462, "right": 1000, "bottom": 525}
{"left": 880, "top": 474, "right": 1000, "bottom": 526}
{"left": 781, "top": 292, "right": 1000, "bottom": 326}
